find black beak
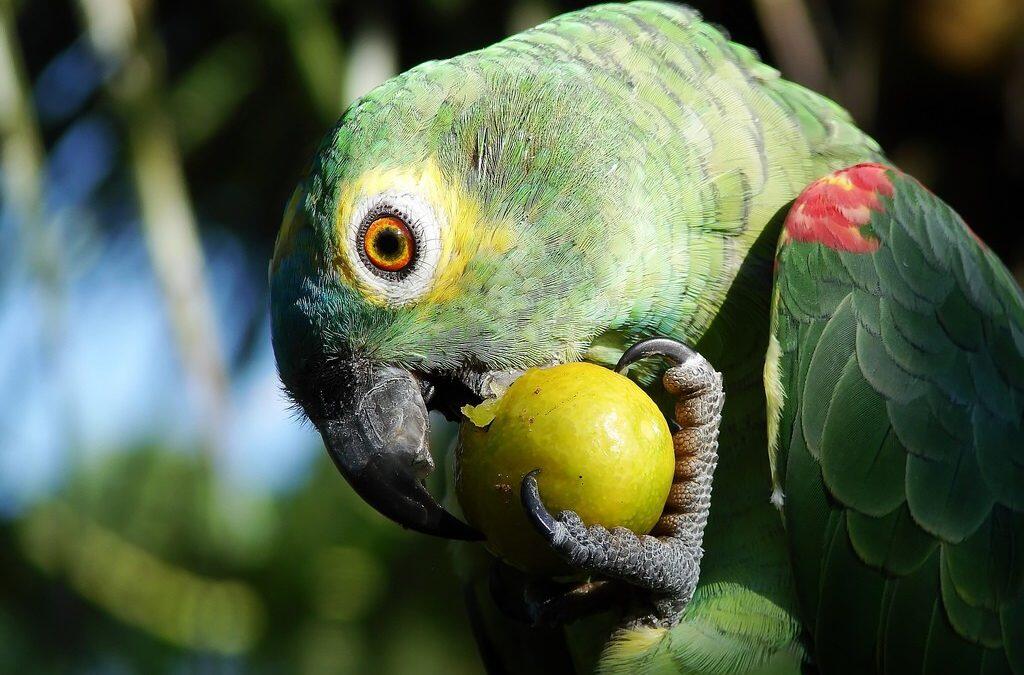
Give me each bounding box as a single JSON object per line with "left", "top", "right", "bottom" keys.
{"left": 314, "top": 364, "right": 481, "bottom": 540}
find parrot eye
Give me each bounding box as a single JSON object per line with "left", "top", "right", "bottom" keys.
{"left": 360, "top": 215, "right": 416, "bottom": 276}
{"left": 344, "top": 191, "right": 442, "bottom": 305}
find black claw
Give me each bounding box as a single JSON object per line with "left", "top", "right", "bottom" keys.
{"left": 488, "top": 558, "right": 621, "bottom": 628}
{"left": 521, "top": 469, "right": 558, "bottom": 539}
{"left": 531, "top": 581, "right": 625, "bottom": 627}
{"left": 615, "top": 336, "right": 696, "bottom": 374}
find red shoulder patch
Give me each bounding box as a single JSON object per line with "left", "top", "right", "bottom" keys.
{"left": 784, "top": 163, "right": 895, "bottom": 254}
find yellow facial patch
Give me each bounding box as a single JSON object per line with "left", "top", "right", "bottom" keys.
{"left": 333, "top": 159, "right": 515, "bottom": 306}
{"left": 269, "top": 187, "right": 305, "bottom": 277}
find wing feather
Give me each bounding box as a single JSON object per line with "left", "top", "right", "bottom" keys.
{"left": 772, "top": 164, "right": 1024, "bottom": 672}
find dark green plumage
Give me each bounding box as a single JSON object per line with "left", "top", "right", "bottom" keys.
{"left": 771, "top": 167, "right": 1024, "bottom": 673}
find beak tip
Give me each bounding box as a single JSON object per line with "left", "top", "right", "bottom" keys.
{"left": 435, "top": 511, "right": 485, "bottom": 541}
{"left": 316, "top": 364, "right": 484, "bottom": 542}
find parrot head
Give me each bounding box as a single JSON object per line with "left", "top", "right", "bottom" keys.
{"left": 269, "top": 63, "right": 649, "bottom": 538}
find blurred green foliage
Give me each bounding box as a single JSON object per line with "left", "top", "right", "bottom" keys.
{"left": 1, "top": 0, "right": 1021, "bottom": 673}
{"left": 1, "top": 447, "right": 478, "bottom": 673}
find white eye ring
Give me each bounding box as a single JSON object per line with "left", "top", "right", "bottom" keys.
{"left": 345, "top": 191, "right": 442, "bottom": 305}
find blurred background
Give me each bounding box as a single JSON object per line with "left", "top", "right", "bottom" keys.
{"left": 1, "top": 0, "right": 1022, "bottom": 672}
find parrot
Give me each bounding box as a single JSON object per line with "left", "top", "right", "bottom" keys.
{"left": 268, "top": 2, "right": 1024, "bottom": 673}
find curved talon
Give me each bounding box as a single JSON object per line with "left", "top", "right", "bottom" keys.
{"left": 521, "top": 469, "right": 559, "bottom": 539}
{"left": 489, "top": 558, "right": 625, "bottom": 627}
{"left": 517, "top": 340, "right": 723, "bottom": 629}
{"left": 530, "top": 580, "right": 622, "bottom": 627}
{"left": 615, "top": 336, "right": 696, "bottom": 373}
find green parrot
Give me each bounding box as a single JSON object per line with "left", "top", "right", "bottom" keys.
{"left": 269, "top": 2, "right": 1024, "bottom": 673}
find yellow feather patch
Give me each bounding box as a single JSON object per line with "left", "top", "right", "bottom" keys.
{"left": 821, "top": 173, "right": 856, "bottom": 191}
{"left": 764, "top": 329, "right": 786, "bottom": 497}
{"left": 599, "top": 625, "right": 668, "bottom": 667}
{"left": 269, "top": 187, "right": 305, "bottom": 277}
{"left": 334, "top": 159, "right": 513, "bottom": 306}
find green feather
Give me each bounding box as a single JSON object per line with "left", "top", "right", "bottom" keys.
{"left": 940, "top": 546, "right": 1004, "bottom": 648}
{"left": 855, "top": 322, "right": 929, "bottom": 404}
{"left": 800, "top": 295, "right": 857, "bottom": 460}
{"left": 819, "top": 356, "right": 906, "bottom": 516}
{"left": 783, "top": 417, "right": 831, "bottom": 629}
{"left": 881, "top": 555, "right": 939, "bottom": 673}
{"left": 905, "top": 444, "right": 994, "bottom": 543}
{"left": 936, "top": 284, "right": 986, "bottom": 352}
{"left": 974, "top": 408, "right": 1024, "bottom": 510}
{"left": 1001, "top": 592, "right": 1024, "bottom": 672}
{"left": 772, "top": 167, "right": 1023, "bottom": 671}
{"left": 814, "top": 514, "right": 886, "bottom": 673}
{"left": 922, "top": 596, "right": 985, "bottom": 673}
{"left": 847, "top": 503, "right": 937, "bottom": 576}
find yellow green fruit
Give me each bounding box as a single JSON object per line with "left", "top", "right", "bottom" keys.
{"left": 455, "top": 362, "right": 675, "bottom": 575}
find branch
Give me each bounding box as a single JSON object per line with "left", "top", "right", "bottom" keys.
{"left": 76, "top": 0, "right": 229, "bottom": 452}
{"left": 751, "top": 0, "right": 830, "bottom": 93}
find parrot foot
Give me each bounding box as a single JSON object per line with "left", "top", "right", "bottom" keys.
{"left": 489, "top": 560, "right": 625, "bottom": 627}
{"left": 520, "top": 338, "right": 724, "bottom": 627}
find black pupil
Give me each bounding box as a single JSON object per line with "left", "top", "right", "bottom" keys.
{"left": 376, "top": 228, "right": 403, "bottom": 259}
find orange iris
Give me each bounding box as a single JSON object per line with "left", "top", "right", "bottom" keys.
{"left": 363, "top": 216, "right": 415, "bottom": 272}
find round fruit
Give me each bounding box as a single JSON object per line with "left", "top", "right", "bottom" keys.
{"left": 455, "top": 362, "right": 675, "bottom": 575}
